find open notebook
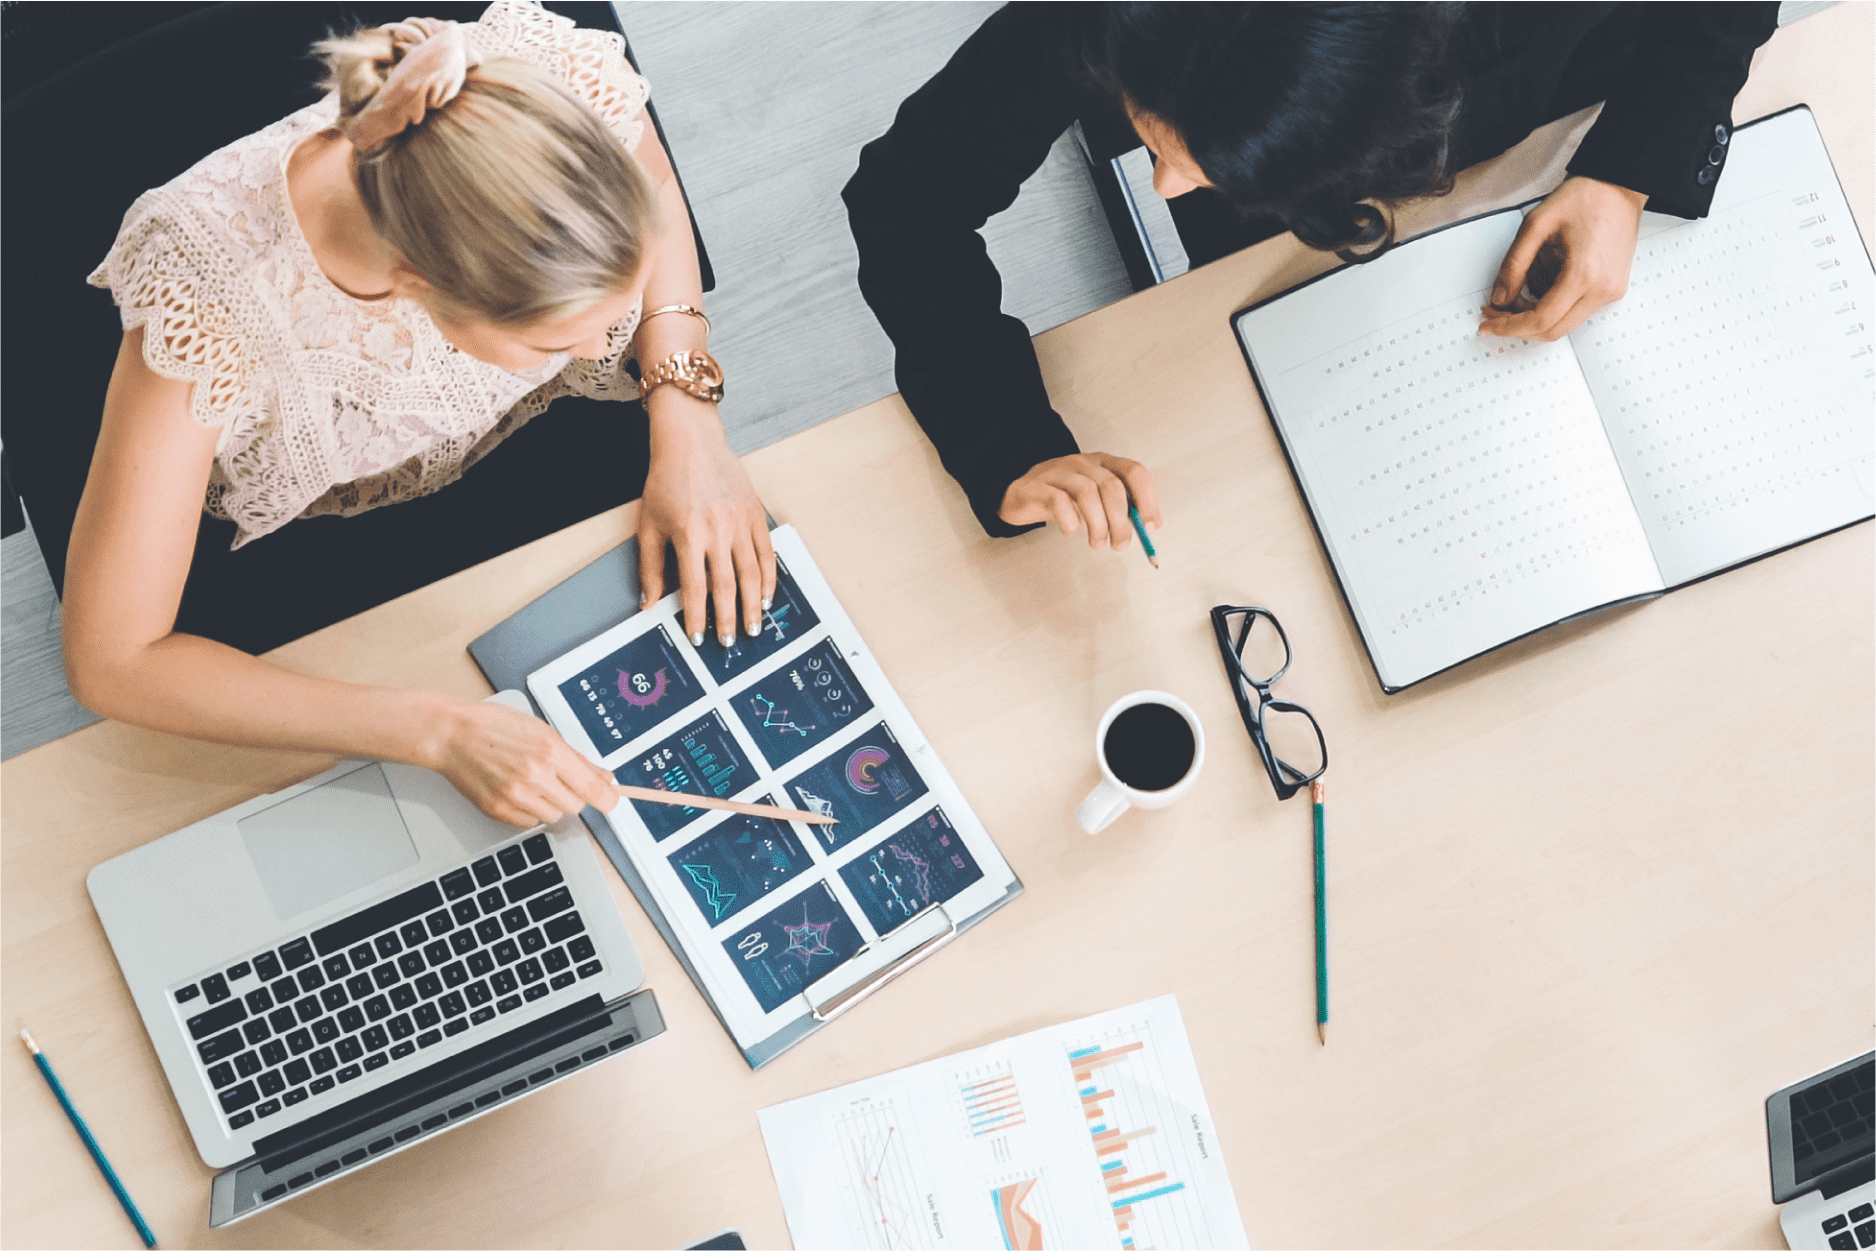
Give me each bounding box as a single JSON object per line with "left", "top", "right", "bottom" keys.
{"left": 1234, "top": 106, "right": 1874, "bottom": 692}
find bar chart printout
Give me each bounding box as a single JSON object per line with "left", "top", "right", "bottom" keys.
{"left": 758, "top": 996, "right": 1248, "bottom": 1250}
{"left": 1069, "top": 1029, "right": 1207, "bottom": 1250}
{"left": 961, "top": 1061, "right": 1026, "bottom": 1138}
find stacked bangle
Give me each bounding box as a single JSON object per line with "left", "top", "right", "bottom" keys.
{"left": 640, "top": 303, "right": 712, "bottom": 337}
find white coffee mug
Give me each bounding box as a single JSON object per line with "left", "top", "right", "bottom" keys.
{"left": 1076, "top": 690, "right": 1206, "bottom": 834}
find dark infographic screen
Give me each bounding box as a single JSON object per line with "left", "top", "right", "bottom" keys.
{"left": 613, "top": 711, "right": 756, "bottom": 840}
{"left": 732, "top": 640, "right": 873, "bottom": 768}
{"left": 558, "top": 626, "right": 704, "bottom": 754}
{"left": 722, "top": 881, "right": 865, "bottom": 1013}
{"left": 781, "top": 723, "right": 930, "bottom": 854}
{"left": 690, "top": 557, "right": 821, "bottom": 683}
{"left": 668, "top": 806, "right": 813, "bottom": 925}
{"left": 839, "top": 808, "right": 984, "bottom": 935}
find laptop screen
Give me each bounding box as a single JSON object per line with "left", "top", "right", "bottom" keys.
{"left": 1789, "top": 1057, "right": 1876, "bottom": 1189}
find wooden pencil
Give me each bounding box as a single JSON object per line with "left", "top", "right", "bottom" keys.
{"left": 613, "top": 783, "right": 836, "bottom": 826}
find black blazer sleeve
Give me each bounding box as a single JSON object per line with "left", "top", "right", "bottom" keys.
{"left": 842, "top": 4, "right": 1087, "bottom": 537}
{"left": 1565, "top": 2, "right": 1780, "bottom": 217}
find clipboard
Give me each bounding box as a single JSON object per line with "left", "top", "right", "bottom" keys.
{"left": 469, "top": 534, "right": 1023, "bottom": 1067}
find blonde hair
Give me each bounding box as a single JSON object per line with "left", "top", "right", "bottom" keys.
{"left": 318, "top": 26, "right": 658, "bottom": 326}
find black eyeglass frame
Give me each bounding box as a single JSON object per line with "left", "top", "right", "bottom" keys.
{"left": 1210, "top": 604, "right": 1328, "bottom": 801}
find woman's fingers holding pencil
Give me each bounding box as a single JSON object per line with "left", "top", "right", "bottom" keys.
{"left": 431, "top": 698, "right": 615, "bottom": 827}
{"left": 999, "top": 453, "right": 1162, "bottom": 551}
{"left": 1115, "top": 456, "right": 1164, "bottom": 529}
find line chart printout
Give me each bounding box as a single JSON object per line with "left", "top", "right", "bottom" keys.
{"left": 527, "top": 526, "right": 1019, "bottom": 1055}
{"left": 759, "top": 996, "right": 1248, "bottom": 1250}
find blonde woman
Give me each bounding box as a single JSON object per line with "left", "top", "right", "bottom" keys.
{"left": 64, "top": 2, "right": 767, "bottom": 828}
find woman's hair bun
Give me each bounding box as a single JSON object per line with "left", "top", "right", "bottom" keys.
{"left": 316, "top": 27, "right": 399, "bottom": 125}
{"left": 306, "top": 20, "right": 659, "bottom": 328}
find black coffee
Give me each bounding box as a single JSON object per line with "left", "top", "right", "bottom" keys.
{"left": 1103, "top": 702, "right": 1196, "bottom": 792}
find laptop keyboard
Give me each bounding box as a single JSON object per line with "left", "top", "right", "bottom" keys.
{"left": 170, "top": 831, "right": 605, "bottom": 1132}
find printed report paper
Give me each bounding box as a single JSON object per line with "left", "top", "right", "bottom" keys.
{"left": 758, "top": 995, "right": 1249, "bottom": 1250}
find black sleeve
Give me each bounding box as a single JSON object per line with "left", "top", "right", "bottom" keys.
{"left": 842, "top": 3, "right": 1089, "bottom": 537}
{"left": 1565, "top": 2, "right": 1781, "bottom": 218}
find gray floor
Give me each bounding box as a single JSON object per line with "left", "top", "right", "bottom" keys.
{"left": 0, "top": 1, "right": 1134, "bottom": 759}
{"left": 621, "top": 1, "right": 1131, "bottom": 455}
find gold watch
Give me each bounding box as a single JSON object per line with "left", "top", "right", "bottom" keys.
{"left": 638, "top": 349, "right": 724, "bottom": 403}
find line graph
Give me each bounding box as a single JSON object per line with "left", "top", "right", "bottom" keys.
{"left": 750, "top": 693, "right": 810, "bottom": 736}
{"left": 833, "top": 1099, "right": 935, "bottom": 1250}
{"left": 678, "top": 862, "right": 736, "bottom": 920}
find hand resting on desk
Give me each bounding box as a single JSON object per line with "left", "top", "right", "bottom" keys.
{"left": 998, "top": 453, "right": 1164, "bottom": 552}
{"left": 1478, "top": 175, "right": 1649, "bottom": 342}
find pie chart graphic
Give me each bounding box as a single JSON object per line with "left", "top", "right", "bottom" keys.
{"left": 845, "top": 745, "right": 891, "bottom": 794}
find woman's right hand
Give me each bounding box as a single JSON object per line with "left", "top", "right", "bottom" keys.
{"left": 998, "top": 452, "right": 1163, "bottom": 549}
{"left": 427, "top": 698, "right": 618, "bottom": 828}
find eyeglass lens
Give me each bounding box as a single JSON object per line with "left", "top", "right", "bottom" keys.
{"left": 1233, "top": 611, "right": 1289, "bottom": 683}
{"left": 1259, "top": 702, "right": 1325, "bottom": 779}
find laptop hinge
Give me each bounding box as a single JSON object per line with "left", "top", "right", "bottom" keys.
{"left": 1818, "top": 1155, "right": 1876, "bottom": 1200}
{"left": 250, "top": 995, "right": 611, "bottom": 1173}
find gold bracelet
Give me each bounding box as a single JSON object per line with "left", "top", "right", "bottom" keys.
{"left": 640, "top": 303, "right": 711, "bottom": 337}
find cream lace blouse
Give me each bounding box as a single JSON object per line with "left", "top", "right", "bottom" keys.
{"left": 88, "top": 0, "right": 652, "bottom": 548}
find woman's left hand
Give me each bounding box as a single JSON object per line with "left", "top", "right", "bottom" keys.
{"left": 1478, "top": 175, "right": 1648, "bottom": 342}
{"left": 636, "top": 394, "right": 776, "bottom": 647}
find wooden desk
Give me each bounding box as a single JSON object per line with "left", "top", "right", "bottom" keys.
{"left": 5, "top": 9, "right": 1870, "bottom": 1247}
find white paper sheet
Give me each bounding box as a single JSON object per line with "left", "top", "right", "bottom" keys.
{"left": 526, "top": 526, "right": 1017, "bottom": 1052}
{"left": 759, "top": 995, "right": 1249, "bottom": 1251}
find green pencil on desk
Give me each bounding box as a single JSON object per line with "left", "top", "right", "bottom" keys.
{"left": 1312, "top": 780, "right": 1328, "bottom": 1046}
{"left": 20, "top": 1028, "right": 157, "bottom": 1248}
{"left": 1128, "top": 504, "right": 1159, "bottom": 569}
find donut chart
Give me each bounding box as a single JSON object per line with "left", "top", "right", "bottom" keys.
{"left": 845, "top": 745, "right": 892, "bottom": 794}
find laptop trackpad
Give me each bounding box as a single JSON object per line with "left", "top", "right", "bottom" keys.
{"left": 238, "top": 764, "right": 419, "bottom": 921}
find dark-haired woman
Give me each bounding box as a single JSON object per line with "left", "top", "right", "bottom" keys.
{"left": 843, "top": 2, "right": 1780, "bottom": 550}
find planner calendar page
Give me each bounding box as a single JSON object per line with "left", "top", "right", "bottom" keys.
{"left": 527, "top": 526, "right": 1018, "bottom": 1052}
{"left": 1235, "top": 212, "right": 1665, "bottom": 690}
{"left": 1570, "top": 106, "right": 1875, "bottom": 587}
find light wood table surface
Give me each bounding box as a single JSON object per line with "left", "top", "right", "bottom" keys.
{"left": 4, "top": 8, "right": 1871, "bottom": 1248}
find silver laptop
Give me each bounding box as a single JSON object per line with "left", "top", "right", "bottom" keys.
{"left": 1769, "top": 1053, "right": 1874, "bottom": 1249}
{"left": 88, "top": 691, "right": 663, "bottom": 1228}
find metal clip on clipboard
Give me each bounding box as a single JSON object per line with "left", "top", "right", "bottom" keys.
{"left": 808, "top": 906, "right": 960, "bottom": 1023}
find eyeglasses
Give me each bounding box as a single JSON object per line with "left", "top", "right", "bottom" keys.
{"left": 1210, "top": 605, "right": 1328, "bottom": 801}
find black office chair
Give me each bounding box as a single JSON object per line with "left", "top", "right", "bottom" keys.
{"left": 1, "top": 2, "right": 712, "bottom": 655}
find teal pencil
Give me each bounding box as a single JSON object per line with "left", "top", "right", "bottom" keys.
{"left": 20, "top": 1029, "right": 157, "bottom": 1248}
{"left": 1127, "top": 504, "right": 1159, "bottom": 569}
{"left": 1312, "top": 781, "right": 1328, "bottom": 1045}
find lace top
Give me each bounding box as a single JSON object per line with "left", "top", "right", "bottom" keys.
{"left": 87, "top": 0, "right": 651, "bottom": 548}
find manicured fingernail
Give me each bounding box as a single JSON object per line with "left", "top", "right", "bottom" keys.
{"left": 690, "top": 631, "right": 704, "bottom": 647}
{"left": 719, "top": 632, "right": 734, "bottom": 647}
{"left": 761, "top": 597, "right": 772, "bottom": 610}
{"left": 746, "top": 619, "right": 761, "bottom": 637}
{"left": 640, "top": 592, "right": 650, "bottom": 609}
